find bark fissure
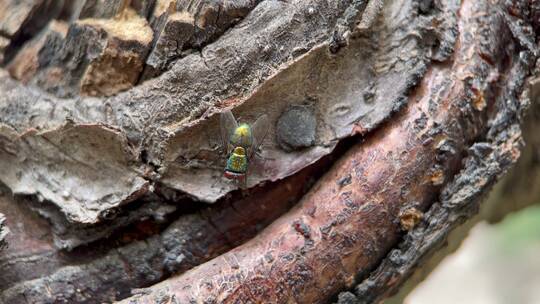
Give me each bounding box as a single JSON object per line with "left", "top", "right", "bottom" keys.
{"left": 2, "top": 0, "right": 264, "bottom": 94}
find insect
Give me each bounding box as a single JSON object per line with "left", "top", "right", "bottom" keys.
{"left": 220, "top": 109, "right": 269, "bottom": 185}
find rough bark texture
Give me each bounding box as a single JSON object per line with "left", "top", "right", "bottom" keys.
{"left": 0, "top": 0, "right": 452, "bottom": 221}
{"left": 0, "top": 212, "right": 7, "bottom": 251}
{"left": 0, "top": 151, "right": 338, "bottom": 303}
{"left": 117, "top": 0, "right": 539, "bottom": 303}
{"left": 0, "top": 0, "right": 364, "bottom": 247}
{"left": 0, "top": 0, "right": 538, "bottom": 303}
{"left": 382, "top": 90, "right": 540, "bottom": 304}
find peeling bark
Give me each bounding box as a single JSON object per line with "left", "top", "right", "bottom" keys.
{"left": 0, "top": 153, "right": 335, "bottom": 303}
{"left": 0, "top": 0, "right": 459, "bottom": 247}
{"left": 0, "top": 213, "right": 7, "bottom": 251}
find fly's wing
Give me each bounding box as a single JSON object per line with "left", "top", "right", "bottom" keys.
{"left": 220, "top": 109, "right": 238, "bottom": 154}
{"left": 250, "top": 114, "right": 270, "bottom": 157}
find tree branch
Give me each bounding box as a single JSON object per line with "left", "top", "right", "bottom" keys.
{"left": 0, "top": 152, "right": 336, "bottom": 303}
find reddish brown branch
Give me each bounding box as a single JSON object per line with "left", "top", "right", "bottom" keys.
{"left": 0, "top": 155, "right": 334, "bottom": 303}
{"left": 118, "top": 0, "right": 533, "bottom": 303}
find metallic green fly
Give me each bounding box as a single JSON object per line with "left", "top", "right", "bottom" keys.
{"left": 220, "top": 109, "right": 269, "bottom": 185}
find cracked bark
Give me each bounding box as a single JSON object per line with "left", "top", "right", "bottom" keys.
{"left": 0, "top": 0, "right": 538, "bottom": 303}
{"left": 371, "top": 85, "right": 540, "bottom": 304}
{"left": 0, "top": 159, "right": 330, "bottom": 303}
{"left": 0, "top": 0, "right": 453, "bottom": 248}
{"left": 117, "top": 1, "right": 540, "bottom": 303}
{"left": 0, "top": 212, "right": 7, "bottom": 252}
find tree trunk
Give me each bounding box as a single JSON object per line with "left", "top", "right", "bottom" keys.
{"left": 0, "top": 0, "right": 538, "bottom": 303}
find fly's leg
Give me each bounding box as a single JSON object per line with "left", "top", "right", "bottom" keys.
{"left": 253, "top": 151, "right": 275, "bottom": 176}
{"left": 235, "top": 174, "right": 247, "bottom": 189}
{"left": 253, "top": 149, "right": 276, "bottom": 162}
{"left": 241, "top": 169, "right": 248, "bottom": 189}
{"left": 224, "top": 143, "right": 233, "bottom": 156}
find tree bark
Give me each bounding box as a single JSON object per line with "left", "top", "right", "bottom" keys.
{"left": 0, "top": 212, "right": 7, "bottom": 252}
{"left": 378, "top": 90, "right": 540, "bottom": 304}
{"left": 0, "top": 153, "right": 338, "bottom": 303}
{"left": 0, "top": 0, "right": 538, "bottom": 303}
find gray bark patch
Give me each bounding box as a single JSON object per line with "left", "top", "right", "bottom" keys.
{"left": 276, "top": 105, "right": 317, "bottom": 151}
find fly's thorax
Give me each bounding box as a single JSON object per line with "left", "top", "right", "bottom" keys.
{"left": 231, "top": 123, "right": 253, "bottom": 149}
{"left": 233, "top": 146, "right": 246, "bottom": 156}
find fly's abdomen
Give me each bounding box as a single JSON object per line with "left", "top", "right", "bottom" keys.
{"left": 226, "top": 151, "right": 248, "bottom": 174}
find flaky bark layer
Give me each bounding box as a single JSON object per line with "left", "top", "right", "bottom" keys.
{"left": 1, "top": 0, "right": 377, "bottom": 246}
{"left": 0, "top": 0, "right": 463, "bottom": 250}
{"left": 0, "top": 155, "right": 336, "bottom": 303}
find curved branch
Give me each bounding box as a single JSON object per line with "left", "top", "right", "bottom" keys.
{"left": 0, "top": 154, "right": 334, "bottom": 303}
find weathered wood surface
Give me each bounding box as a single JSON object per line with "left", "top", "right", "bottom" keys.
{"left": 0, "top": 153, "right": 336, "bottom": 303}
{"left": 365, "top": 78, "right": 540, "bottom": 304}
{"left": 0, "top": 0, "right": 458, "bottom": 248}
{"left": 0, "top": 0, "right": 537, "bottom": 303}
{"left": 0, "top": 212, "right": 7, "bottom": 252}
{"left": 117, "top": 1, "right": 539, "bottom": 302}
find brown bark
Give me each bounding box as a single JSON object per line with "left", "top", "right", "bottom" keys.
{"left": 0, "top": 0, "right": 537, "bottom": 303}
{"left": 118, "top": 1, "right": 538, "bottom": 303}
{"left": 0, "top": 212, "right": 7, "bottom": 251}
{"left": 372, "top": 89, "right": 540, "bottom": 304}
{"left": 0, "top": 157, "right": 336, "bottom": 303}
